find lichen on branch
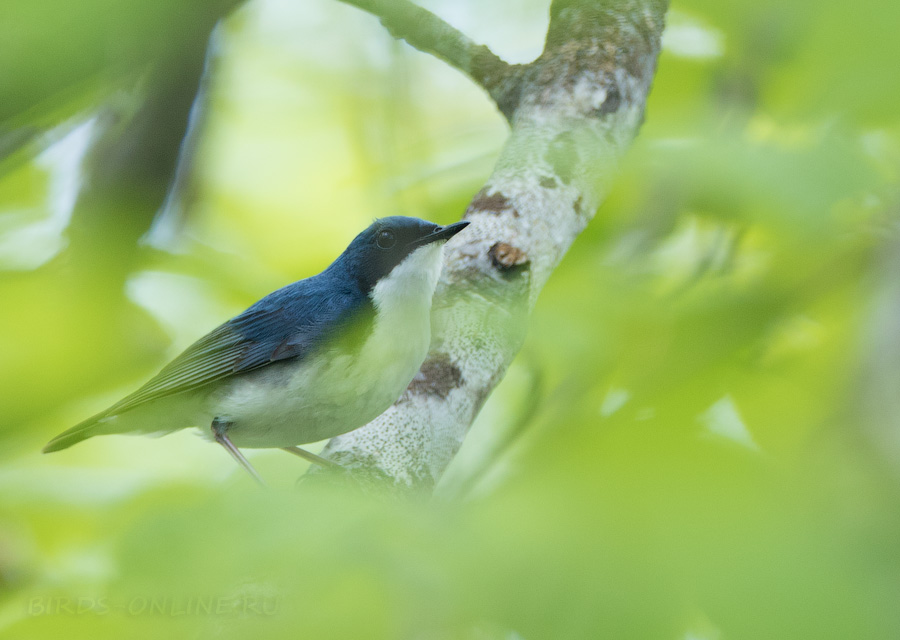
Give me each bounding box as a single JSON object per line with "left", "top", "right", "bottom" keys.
{"left": 319, "top": 0, "right": 670, "bottom": 491}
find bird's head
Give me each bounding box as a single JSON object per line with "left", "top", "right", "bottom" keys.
{"left": 335, "top": 216, "right": 469, "bottom": 296}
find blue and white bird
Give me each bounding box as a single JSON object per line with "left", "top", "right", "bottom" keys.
{"left": 43, "top": 216, "right": 469, "bottom": 482}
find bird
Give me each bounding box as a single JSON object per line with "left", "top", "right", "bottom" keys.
{"left": 43, "top": 216, "right": 469, "bottom": 483}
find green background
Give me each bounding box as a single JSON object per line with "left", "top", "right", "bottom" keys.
{"left": 2, "top": 0, "right": 900, "bottom": 637}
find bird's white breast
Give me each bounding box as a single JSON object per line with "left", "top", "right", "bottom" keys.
{"left": 218, "top": 243, "right": 444, "bottom": 447}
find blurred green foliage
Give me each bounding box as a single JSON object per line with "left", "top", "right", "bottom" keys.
{"left": 2, "top": 0, "right": 900, "bottom": 638}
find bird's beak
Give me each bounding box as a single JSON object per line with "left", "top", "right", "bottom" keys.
{"left": 413, "top": 221, "right": 470, "bottom": 247}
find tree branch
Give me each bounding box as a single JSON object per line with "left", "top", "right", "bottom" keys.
{"left": 337, "top": 0, "right": 519, "bottom": 120}
{"left": 320, "top": 0, "right": 670, "bottom": 491}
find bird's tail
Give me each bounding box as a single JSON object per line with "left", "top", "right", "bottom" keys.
{"left": 42, "top": 413, "right": 107, "bottom": 453}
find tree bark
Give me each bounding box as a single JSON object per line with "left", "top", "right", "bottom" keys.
{"left": 319, "top": 0, "right": 670, "bottom": 490}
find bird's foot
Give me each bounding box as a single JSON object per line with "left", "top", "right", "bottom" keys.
{"left": 281, "top": 446, "right": 343, "bottom": 470}
{"left": 211, "top": 418, "right": 266, "bottom": 487}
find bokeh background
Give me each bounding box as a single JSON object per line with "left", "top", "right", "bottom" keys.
{"left": 3, "top": 0, "right": 900, "bottom": 637}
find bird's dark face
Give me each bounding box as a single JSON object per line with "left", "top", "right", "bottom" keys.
{"left": 338, "top": 216, "right": 469, "bottom": 293}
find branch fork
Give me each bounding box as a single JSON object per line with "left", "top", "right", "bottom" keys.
{"left": 324, "top": 0, "right": 670, "bottom": 490}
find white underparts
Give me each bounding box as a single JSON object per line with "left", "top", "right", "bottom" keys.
{"left": 215, "top": 242, "right": 446, "bottom": 447}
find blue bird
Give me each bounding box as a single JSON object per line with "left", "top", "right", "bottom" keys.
{"left": 43, "top": 216, "right": 469, "bottom": 483}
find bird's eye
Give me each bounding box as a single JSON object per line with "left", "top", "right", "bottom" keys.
{"left": 376, "top": 229, "right": 396, "bottom": 249}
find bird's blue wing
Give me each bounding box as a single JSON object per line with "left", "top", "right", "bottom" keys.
{"left": 104, "top": 277, "right": 371, "bottom": 416}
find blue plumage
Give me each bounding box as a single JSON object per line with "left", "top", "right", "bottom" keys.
{"left": 42, "top": 216, "right": 469, "bottom": 480}
{"left": 100, "top": 272, "right": 374, "bottom": 418}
